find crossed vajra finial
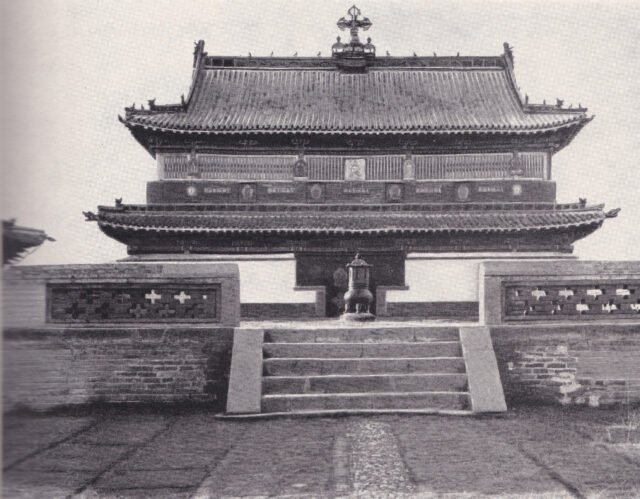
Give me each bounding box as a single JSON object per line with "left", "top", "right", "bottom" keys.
{"left": 337, "top": 5, "right": 372, "bottom": 43}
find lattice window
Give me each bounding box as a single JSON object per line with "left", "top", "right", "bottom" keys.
{"left": 48, "top": 284, "right": 220, "bottom": 323}
{"left": 413, "top": 153, "right": 546, "bottom": 180}
{"left": 159, "top": 154, "right": 296, "bottom": 180}
{"left": 198, "top": 155, "right": 294, "bottom": 180}
{"left": 307, "top": 156, "right": 343, "bottom": 180}
{"left": 366, "top": 156, "right": 404, "bottom": 180}
{"left": 161, "top": 155, "right": 191, "bottom": 179}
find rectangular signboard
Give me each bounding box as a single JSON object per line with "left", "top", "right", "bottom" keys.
{"left": 344, "top": 158, "right": 366, "bottom": 181}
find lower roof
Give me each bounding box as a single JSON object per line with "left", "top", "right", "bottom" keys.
{"left": 88, "top": 203, "right": 615, "bottom": 235}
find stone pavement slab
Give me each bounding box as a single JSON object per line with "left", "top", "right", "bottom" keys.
{"left": 196, "top": 417, "right": 338, "bottom": 497}
{"left": 3, "top": 405, "right": 640, "bottom": 498}
{"left": 392, "top": 416, "right": 566, "bottom": 496}
{"left": 79, "top": 488, "right": 193, "bottom": 499}
{"left": 482, "top": 414, "right": 640, "bottom": 498}
{"left": 3, "top": 469, "right": 95, "bottom": 499}
{"left": 73, "top": 416, "right": 170, "bottom": 445}
{"left": 121, "top": 414, "right": 244, "bottom": 470}
{"left": 15, "top": 442, "right": 130, "bottom": 472}
{"left": 3, "top": 416, "right": 94, "bottom": 470}
{"left": 95, "top": 468, "right": 208, "bottom": 490}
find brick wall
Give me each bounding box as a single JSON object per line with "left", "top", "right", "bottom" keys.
{"left": 387, "top": 301, "right": 479, "bottom": 320}
{"left": 491, "top": 324, "right": 640, "bottom": 406}
{"left": 3, "top": 327, "right": 234, "bottom": 412}
{"left": 241, "top": 303, "right": 316, "bottom": 319}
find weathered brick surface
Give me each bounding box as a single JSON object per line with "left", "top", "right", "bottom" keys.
{"left": 2, "top": 327, "right": 234, "bottom": 411}
{"left": 387, "top": 301, "right": 479, "bottom": 320}
{"left": 491, "top": 324, "right": 640, "bottom": 406}
{"left": 241, "top": 302, "right": 316, "bottom": 319}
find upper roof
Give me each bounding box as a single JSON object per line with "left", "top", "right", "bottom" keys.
{"left": 121, "top": 7, "right": 590, "bottom": 139}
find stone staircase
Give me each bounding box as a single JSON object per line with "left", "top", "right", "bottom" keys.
{"left": 225, "top": 324, "right": 507, "bottom": 416}
{"left": 260, "top": 327, "right": 470, "bottom": 414}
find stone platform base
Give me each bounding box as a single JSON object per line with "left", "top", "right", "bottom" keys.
{"left": 5, "top": 319, "right": 640, "bottom": 412}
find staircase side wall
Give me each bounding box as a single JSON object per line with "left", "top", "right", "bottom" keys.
{"left": 459, "top": 326, "right": 507, "bottom": 412}
{"left": 226, "top": 328, "right": 265, "bottom": 414}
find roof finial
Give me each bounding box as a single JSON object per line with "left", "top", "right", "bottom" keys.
{"left": 503, "top": 42, "right": 513, "bottom": 62}
{"left": 337, "top": 5, "right": 372, "bottom": 46}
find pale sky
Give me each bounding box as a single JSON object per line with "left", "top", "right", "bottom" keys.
{"left": 2, "top": 0, "right": 639, "bottom": 269}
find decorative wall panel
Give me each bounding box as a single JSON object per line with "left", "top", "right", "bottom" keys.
{"left": 48, "top": 284, "right": 220, "bottom": 323}
{"left": 158, "top": 153, "right": 546, "bottom": 181}
{"left": 503, "top": 281, "right": 640, "bottom": 320}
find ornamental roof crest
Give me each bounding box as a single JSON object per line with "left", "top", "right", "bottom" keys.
{"left": 332, "top": 5, "right": 375, "bottom": 71}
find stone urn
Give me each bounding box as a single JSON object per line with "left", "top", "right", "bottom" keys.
{"left": 342, "top": 253, "right": 375, "bottom": 322}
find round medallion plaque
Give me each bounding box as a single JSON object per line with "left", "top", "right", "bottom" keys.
{"left": 456, "top": 184, "right": 470, "bottom": 201}
{"left": 387, "top": 184, "right": 403, "bottom": 201}
{"left": 241, "top": 184, "right": 255, "bottom": 201}
{"left": 309, "top": 183, "right": 323, "bottom": 201}
{"left": 512, "top": 183, "right": 523, "bottom": 196}
{"left": 186, "top": 185, "right": 198, "bottom": 197}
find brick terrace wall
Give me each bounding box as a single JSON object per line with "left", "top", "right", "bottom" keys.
{"left": 387, "top": 301, "right": 479, "bottom": 320}
{"left": 491, "top": 324, "right": 640, "bottom": 406}
{"left": 241, "top": 303, "right": 316, "bottom": 319}
{"left": 238, "top": 301, "right": 478, "bottom": 320}
{"left": 2, "top": 263, "right": 240, "bottom": 327}
{"left": 480, "top": 260, "right": 640, "bottom": 325}
{"left": 3, "top": 327, "right": 233, "bottom": 412}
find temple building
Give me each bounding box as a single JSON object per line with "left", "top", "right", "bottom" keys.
{"left": 85, "top": 6, "right": 618, "bottom": 316}
{"left": 5, "top": 6, "right": 638, "bottom": 421}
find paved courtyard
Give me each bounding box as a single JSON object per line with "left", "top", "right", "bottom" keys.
{"left": 3, "top": 405, "right": 640, "bottom": 498}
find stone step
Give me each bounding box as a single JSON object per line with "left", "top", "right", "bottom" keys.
{"left": 262, "top": 373, "right": 468, "bottom": 395}
{"left": 264, "top": 327, "right": 459, "bottom": 344}
{"left": 262, "top": 357, "right": 466, "bottom": 376}
{"left": 261, "top": 391, "right": 470, "bottom": 413}
{"left": 263, "top": 341, "right": 461, "bottom": 359}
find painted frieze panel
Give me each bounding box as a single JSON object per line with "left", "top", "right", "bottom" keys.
{"left": 48, "top": 284, "right": 220, "bottom": 323}
{"left": 503, "top": 281, "right": 640, "bottom": 320}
